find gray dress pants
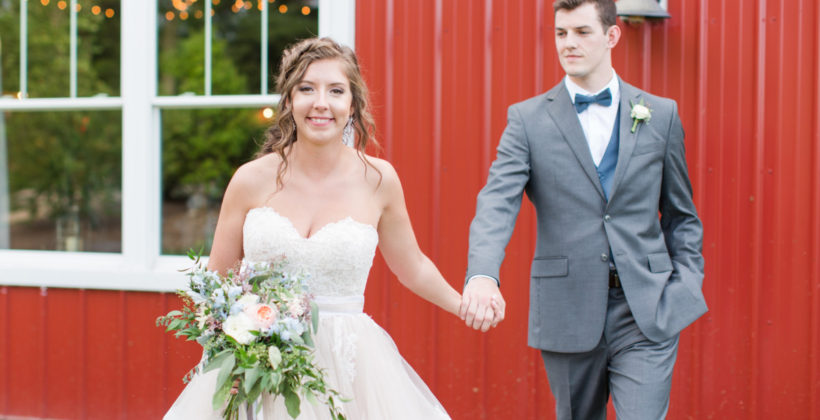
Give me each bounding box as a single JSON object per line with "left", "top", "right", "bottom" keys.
{"left": 541, "top": 287, "right": 680, "bottom": 420}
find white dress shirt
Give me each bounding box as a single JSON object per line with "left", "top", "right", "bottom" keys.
{"left": 564, "top": 71, "right": 621, "bottom": 166}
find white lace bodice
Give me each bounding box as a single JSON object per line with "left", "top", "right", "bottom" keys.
{"left": 242, "top": 207, "right": 379, "bottom": 297}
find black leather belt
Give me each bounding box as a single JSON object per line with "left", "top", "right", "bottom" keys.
{"left": 609, "top": 269, "right": 621, "bottom": 288}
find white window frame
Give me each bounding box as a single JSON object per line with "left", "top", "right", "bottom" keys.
{"left": 0, "top": 0, "right": 355, "bottom": 291}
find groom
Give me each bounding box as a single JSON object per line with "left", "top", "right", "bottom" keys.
{"left": 460, "top": 0, "right": 707, "bottom": 418}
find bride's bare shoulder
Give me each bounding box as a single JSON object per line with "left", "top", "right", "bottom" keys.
{"left": 358, "top": 155, "right": 396, "bottom": 183}
{"left": 227, "top": 153, "right": 281, "bottom": 196}
{"left": 360, "top": 155, "right": 403, "bottom": 197}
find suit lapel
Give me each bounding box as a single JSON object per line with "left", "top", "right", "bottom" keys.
{"left": 545, "top": 84, "right": 606, "bottom": 201}
{"left": 607, "top": 80, "right": 641, "bottom": 203}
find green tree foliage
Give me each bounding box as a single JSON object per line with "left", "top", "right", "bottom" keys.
{"left": 157, "top": 1, "right": 318, "bottom": 200}
{"left": 160, "top": 30, "right": 268, "bottom": 201}
{"left": 0, "top": 0, "right": 318, "bottom": 221}
{"left": 1, "top": 1, "right": 121, "bottom": 225}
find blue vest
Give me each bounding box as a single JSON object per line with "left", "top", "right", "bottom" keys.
{"left": 596, "top": 106, "right": 620, "bottom": 200}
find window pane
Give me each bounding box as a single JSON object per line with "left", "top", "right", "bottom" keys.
{"left": 0, "top": 0, "right": 121, "bottom": 98}
{"left": 0, "top": 2, "right": 21, "bottom": 95}
{"left": 77, "top": 0, "right": 121, "bottom": 97}
{"left": 1, "top": 110, "right": 122, "bottom": 252}
{"left": 157, "top": 0, "right": 318, "bottom": 96}
{"left": 26, "top": 0, "right": 68, "bottom": 97}
{"left": 158, "top": 0, "right": 205, "bottom": 95}
{"left": 263, "top": 0, "right": 318, "bottom": 94}
{"left": 160, "top": 107, "right": 272, "bottom": 255}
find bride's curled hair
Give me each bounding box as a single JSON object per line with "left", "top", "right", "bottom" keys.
{"left": 259, "top": 37, "right": 379, "bottom": 188}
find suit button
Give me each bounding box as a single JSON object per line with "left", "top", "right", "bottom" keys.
{"left": 604, "top": 214, "right": 611, "bottom": 222}
{"left": 601, "top": 254, "right": 609, "bottom": 262}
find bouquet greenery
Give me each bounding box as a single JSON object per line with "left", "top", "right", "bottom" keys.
{"left": 157, "top": 252, "right": 345, "bottom": 420}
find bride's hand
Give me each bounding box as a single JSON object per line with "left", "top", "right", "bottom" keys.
{"left": 460, "top": 277, "right": 505, "bottom": 332}
{"left": 490, "top": 295, "right": 505, "bottom": 328}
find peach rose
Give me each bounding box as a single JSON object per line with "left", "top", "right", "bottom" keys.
{"left": 245, "top": 303, "right": 278, "bottom": 330}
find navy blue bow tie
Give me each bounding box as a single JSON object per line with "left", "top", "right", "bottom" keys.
{"left": 574, "top": 88, "right": 612, "bottom": 113}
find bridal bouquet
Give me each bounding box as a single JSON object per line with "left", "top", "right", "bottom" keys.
{"left": 157, "top": 252, "right": 345, "bottom": 420}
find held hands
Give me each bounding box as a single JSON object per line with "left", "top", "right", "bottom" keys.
{"left": 459, "top": 276, "right": 506, "bottom": 332}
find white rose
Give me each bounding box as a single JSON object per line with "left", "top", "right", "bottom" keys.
{"left": 237, "top": 294, "right": 260, "bottom": 308}
{"left": 223, "top": 312, "right": 257, "bottom": 344}
{"left": 631, "top": 104, "right": 651, "bottom": 120}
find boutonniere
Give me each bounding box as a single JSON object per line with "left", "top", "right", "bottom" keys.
{"left": 629, "top": 98, "right": 652, "bottom": 133}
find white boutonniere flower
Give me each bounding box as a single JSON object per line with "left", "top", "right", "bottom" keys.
{"left": 630, "top": 98, "right": 652, "bottom": 133}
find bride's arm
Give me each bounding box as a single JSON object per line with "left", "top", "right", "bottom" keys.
{"left": 374, "top": 161, "right": 462, "bottom": 316}
{"left": 207, "top": 165, "right": 256, "bottom": 274}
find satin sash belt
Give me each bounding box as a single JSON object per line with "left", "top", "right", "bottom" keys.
{"left": 314, "top": 295, "right": 365, "bottom": 314}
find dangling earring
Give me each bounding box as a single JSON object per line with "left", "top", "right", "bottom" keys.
{"left": 342, "top": 117, "right": 355, "bottom": 147}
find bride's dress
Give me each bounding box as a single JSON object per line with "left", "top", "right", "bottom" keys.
{"left": 164, "top": 207, "right": 450, "bottom": 419}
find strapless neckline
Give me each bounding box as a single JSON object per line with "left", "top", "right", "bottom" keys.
{"left": 246, "top": 207, "right": 377, "bottom": 241}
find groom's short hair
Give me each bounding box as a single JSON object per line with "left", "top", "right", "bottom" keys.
{"left": 553, "top": 0, "right": 617, "bottom": 31}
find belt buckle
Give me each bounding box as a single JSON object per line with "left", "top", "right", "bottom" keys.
{"left": 609, "top": 269, "right": 621, "bottom": 288}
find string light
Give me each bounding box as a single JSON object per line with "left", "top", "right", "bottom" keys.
{"left": 31, "top": 0, "right": 313, "bottom": 19}
{"left": 37, "top": 0, "right": 121, "bottom": 14}
{"left": 262, "top": 108, "right": 274, "bottom": 119}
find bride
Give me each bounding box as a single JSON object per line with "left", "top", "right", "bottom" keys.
{"left": 164, "top": 37, "right": 499, "bottom": 419}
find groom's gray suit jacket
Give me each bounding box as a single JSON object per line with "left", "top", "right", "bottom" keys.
{"left": 467, "top": 79, "right": 707, "bottom": 353}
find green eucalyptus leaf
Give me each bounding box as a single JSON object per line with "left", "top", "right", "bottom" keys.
{"left": 302, "top": 331, "right": 314, "bottom": 347}
{"left": 204, "top": 350, "right": 233, "bottom": 373}
{"left": 244, "top": 365, "right": 263, "bottom": 394}
{"left": 284, "top": 388, "right": 301, "bottom": 418}
{"left": 305, "top": 390, "right": 319, "bottom": 406}
{"left": 216, "top": 354, "right": 236, "bottom": 392}
{"left": 268, "top": 346, "right": 282, "bottom": 369}
{"left": 260, "top": 371, "right": 272, "bottom": 391}
{"left": 271, "top": 371, "right": 283, "bottom": 389}
{"left": 311, "top": 302, "right": 319, "bottom": 332}
{"left": 246, "top": 382, "right": 263, "bottom": 404}
{"left": 212, "top": 373, "right": 232, "bottom": 411}
{"left": 248, "top": 274, "right": 267, "bottom": 285}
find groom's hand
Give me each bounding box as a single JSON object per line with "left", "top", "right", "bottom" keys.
{"left": 460, "top": 276, "right": 506, "bottom": 332}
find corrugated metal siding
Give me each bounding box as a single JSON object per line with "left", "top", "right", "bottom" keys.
{"left": 0, "top": 287, "right": 201, "bottom": 419}
{"left": 2, "top": 0, "right": 819, "bottom": 418}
